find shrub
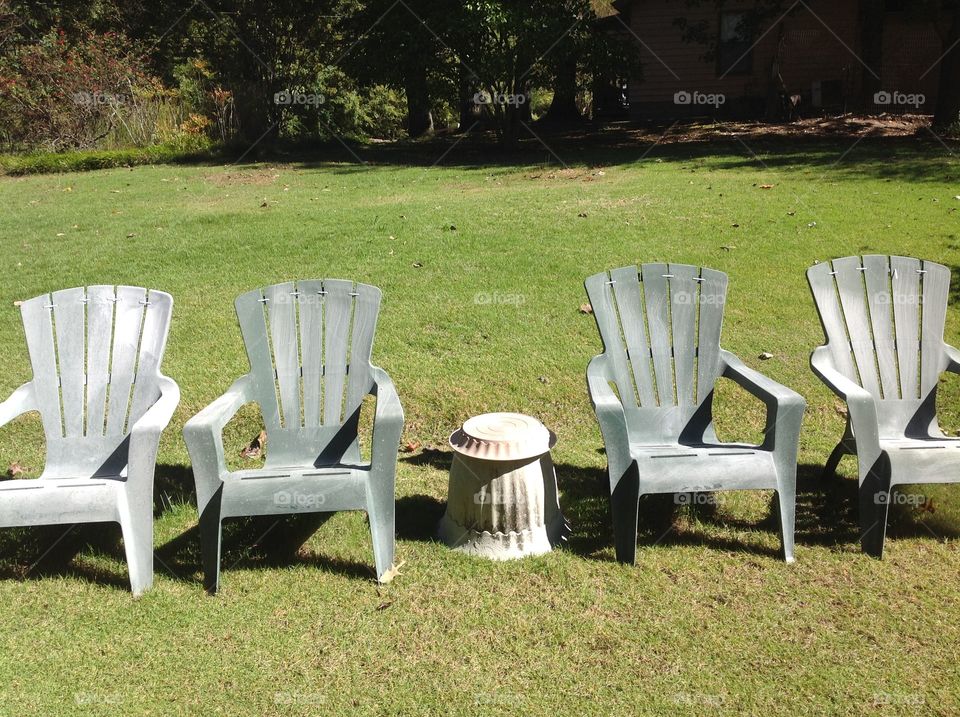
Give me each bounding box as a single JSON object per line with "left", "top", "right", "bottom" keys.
{"left": 172, "top": 59, "right": 238, "bottom": 143}
{"left": 358, "top": 85, "right": 407, "bottom": 140}
{"left": 0, "top": 30, "right": 159, "bottom": 151}
{"left": 0, "top": 140, "right": 217, "bottom": 175}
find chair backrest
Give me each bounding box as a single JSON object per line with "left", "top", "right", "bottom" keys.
{"left": 234, "top": 280, "right": 381, "bottom": 466}
{"left": 807, "top": 255, "right": 951, "bottom": 406}
{"left": 586, "top": 263, "right": 728, "bottom": 441}
{"left": 19, "top": 286, "right": 173, "bottom": 478}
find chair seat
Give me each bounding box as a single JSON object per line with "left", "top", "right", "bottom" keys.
{"left": 881, "top": 437, "right": 960, "bottom": 485}
{"left": 629, "top": 442, "right": 778, "bottom": 493}
{"left": 0, "top": 477, "right": 122, "bottom": 528}
{"left": 218, "top": 464, "right": 370, "bottom": 519}
{"left": 0, "top": 475, "right": 123, "bottom": 490}
{"left": 226, "top": 464, "right": 368, "bottom": 481}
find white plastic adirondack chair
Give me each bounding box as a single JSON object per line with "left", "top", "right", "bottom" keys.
{"left": 0, "top": 286, "right": 179, "bottom": 595}
{"left": 183, "top": 280, "right": 404, "bottom": 593}
{"left": 585, "top": 264, "right": 806, "bottom": 563}
{"left": 809, "top": 255, "right": 960, "bottom": 557}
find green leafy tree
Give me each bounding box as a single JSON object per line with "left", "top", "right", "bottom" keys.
{"left": 345, "top": 0, "right": 457, "bottom": 137}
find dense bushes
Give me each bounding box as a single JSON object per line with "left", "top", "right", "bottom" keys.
{"left": 0, "top": 28, "right": 409, "bottom": 157}
{"left": 0, "top": 0, "right": 631, "bottom": 163}
{"left": 0, "top": 30, "right": 160, "bottom": 151}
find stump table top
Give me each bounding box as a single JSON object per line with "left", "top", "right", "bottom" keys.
{"left": 449, "top": 412, "right": 556, "bottom": 461}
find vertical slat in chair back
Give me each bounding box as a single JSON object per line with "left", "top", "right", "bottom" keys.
{"left": 235, "top": 280, "right": 381, "bottom": 436}
{"left": 807, "top": 255, "right": 951, "bottom": 401}
{"left": 18, "top": 286, "right": 172, "bottom": 475}
{"left": 586, "top": 264, "right": 729, "bottom": 411}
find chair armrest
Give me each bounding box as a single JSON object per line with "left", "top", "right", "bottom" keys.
{"left": 586, "top": 354, "right": 633, "bottom": 486}
{"left": 720, "top": 350, "right": 806, "bottom": 407}
{"left": 128, "top": 375, "right": 181, "bottom": 484}
{"left": 370, "top": 366, "right": 404, "bottom": 471}
{"left": 720, "top": 350, "right": 806, "bottom": 451}
{"left": 183, "top": 374, "right": 254, "bottom": 509}
{"left": 946, "top": 343, "right": 960, "bottom": 374}
{"left": 0, "top": 382, "right": 37, "bottom": 428}
{"left": 130, "top": 375, "right": 181, "bottom": 439}
{"left": 810, "top": 346, "right": 880, "bottom": 461}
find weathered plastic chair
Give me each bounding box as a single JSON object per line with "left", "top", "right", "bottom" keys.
{"left": 585, "top": 264, "right": 805, "bottom": 563}
{"left": 808, "top": 255, "right": 960, "bottom": 557}
{"left": 0, "top": 286, "right": 179, "bottom": 595}
{"left": 183, "top": 280, "right": 404, "bottom": 593}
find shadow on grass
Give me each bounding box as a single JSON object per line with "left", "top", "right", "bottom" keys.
{"left": 257, "top": 128, "right": 959, "bottom": 185}
{"left": 2, "top": 456, "right": 957, "bottom": 592}
{"left": 558, "top": 460, "right": 960, "bottom": 560}
{"left": 39, "top": 122, "right": 945, "bottom": 183}
{"left": 154, "top": 512, "right": 378, "bottom": 585}
{"left": 154, "top": 464, "right": 196, "bottom": 516}
{"left": 0, "top": 509, "right": 389, "bottom": 591}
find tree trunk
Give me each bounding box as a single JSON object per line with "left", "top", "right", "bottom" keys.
{"left": 933, "top": 9, "right": 960, "bottom": 128}
{"left": 234, "top": 78, "right": 277, "bottom": 147}
{"left": 497, "top": 104, "right": 522, "bottom": 149}
{"left": 859, "top": 0, "right": 884, "bottom": 111}
{"left": 404, "top": 64, "right": 433, "bottom": 138}
{"left": 763, "top": 24, "right": 786, "bottom": 122}
{"left": 542, "top": 55, "right": 583, "bottom": 125}
{"left": 458, "top": 64, "right": 482, "bottom": 131}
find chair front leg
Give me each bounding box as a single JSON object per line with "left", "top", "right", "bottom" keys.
{"left": 118, "top": 478, "right": 155, "bottom": 596}
{"left": 199, "top": 485, "right": 225, "bottom": 594}
{"left": 858, "top": 451, "right": 892, "bottom": 559}
{"left": 610, "top": 460, "right": 641, "bottom": 565}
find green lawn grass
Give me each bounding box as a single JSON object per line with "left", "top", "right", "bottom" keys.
{"left": 0, "top": 133, "right": 958, "bottom": 716}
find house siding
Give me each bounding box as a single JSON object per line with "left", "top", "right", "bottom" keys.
{"left": 622, "top": 0, "right": 941, "bottom": 119}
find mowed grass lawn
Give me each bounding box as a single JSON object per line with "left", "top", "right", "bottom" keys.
{"left": 0, "top": 136, "right": 959, "bottom": 716}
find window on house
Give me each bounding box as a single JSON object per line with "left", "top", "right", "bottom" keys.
{"left": 718, "top": 12, "right": 753, "bottom": 76}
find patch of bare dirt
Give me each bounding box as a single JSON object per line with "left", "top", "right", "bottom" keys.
{"left": 203, "top": 166, "right": 290, "bottom": 186}
{"left": 651, "top": 114, "right": 932, "bottom": 144}
{"left": 525, "top": 168, "right": 608, "bottom": 181}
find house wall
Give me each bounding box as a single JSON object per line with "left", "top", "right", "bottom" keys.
{"left": 874, "top": 15, "right": 941, "bottom": 112}
{"left": 623, "top": 0, "right": 940, "bottom": 119}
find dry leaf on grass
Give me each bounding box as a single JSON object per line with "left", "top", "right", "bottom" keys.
{"left": 7, "top": 462, "right": 26, "bottom": 477}
{"left": 379, "top": 560, "right": 406, "bottom": 584}
{"left": 579, "top": 304, "right": 593, "bottom": 314}
{"left": 240, "top": 430, "right": 267, "bottom": 459}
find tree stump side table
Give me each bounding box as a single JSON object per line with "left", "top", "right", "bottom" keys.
{"left": 438, "top": 412, "right": 569, "bottom": 559}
